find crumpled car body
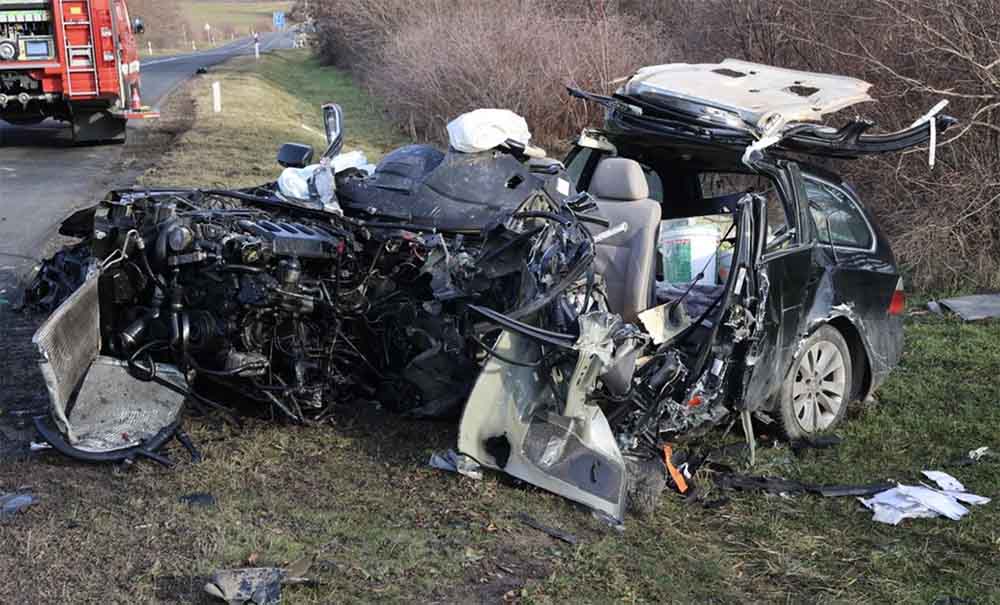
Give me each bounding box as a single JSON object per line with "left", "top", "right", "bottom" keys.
{"left": 26, "top": 61, "right": 954, "bottom": 520}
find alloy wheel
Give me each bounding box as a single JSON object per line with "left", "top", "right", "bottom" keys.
{"left": 792, "top": 340, "right": 847, "bottom": 432}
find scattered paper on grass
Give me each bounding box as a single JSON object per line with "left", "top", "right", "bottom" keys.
{"left": 922, "top": 470, "right": 964, "bottom": 492}
{"left": 859, "top": 471, "right": 989, "bottom": 525}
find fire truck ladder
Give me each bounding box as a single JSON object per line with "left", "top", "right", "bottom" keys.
{"left": 56, "top": 0, "right": 100, "bottom": 97}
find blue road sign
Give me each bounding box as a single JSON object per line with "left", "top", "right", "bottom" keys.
{"left": 273, "top": 11, "right": 286, "bottom": 30}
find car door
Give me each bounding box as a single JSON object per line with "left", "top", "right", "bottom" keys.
{"left": 739, "top": 160, "right": 822, "bottom": 411}
{"left": 800, "top": 173, "right": 904, "bottom": 393}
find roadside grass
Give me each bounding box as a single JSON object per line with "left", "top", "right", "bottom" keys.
{"left": 141, "top": 50, "right": 402, "bottom": 189}
{"left": 180, "top": 0, "right": 293, "bottom": 32}
{"left": 1, "top": 50, "right": 998, "bottom": 604}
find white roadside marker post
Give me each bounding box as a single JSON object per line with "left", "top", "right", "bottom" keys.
{"left": 147, "top": 41, "right": 152, "bottom": 56}
{"left": 212, "top": 82, "right": 222, "bottom": 114}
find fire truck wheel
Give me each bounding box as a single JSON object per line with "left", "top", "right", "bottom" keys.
{"left": 71, "top": 109, "right": 127, "bottom": 145}
{"left": 3, "top": 116, "right": 46, "bottom": 126}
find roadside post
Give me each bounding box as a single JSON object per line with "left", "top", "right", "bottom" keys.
{"left": 147, "top": 41, "right": 152, "bottom": 56}
{"left": 254, "top": 32, "right": 260, "bottom": 60}
{"left": 212, "top": 82, "right": 222, "bottom": 113}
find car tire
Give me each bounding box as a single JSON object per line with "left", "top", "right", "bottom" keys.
{"left": 777, "top": 324, "right": 852, "bottom": 440}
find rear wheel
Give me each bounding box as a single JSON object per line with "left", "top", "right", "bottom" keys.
{"left": 71, "top": 108, "right": 126, "bottom": 144}
{"left": 778, "top": 325, "right": 852, "bottom": 439}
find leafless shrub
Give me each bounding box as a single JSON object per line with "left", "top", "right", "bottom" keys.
{"left": 306, "top": 0, "right": 671, "bottom": 147}
{"left": 673, "top": 0, "right": 1000, "bottom": 290}
{"left": 307, "top": 0, "right": 999, "bottom": 290}
{"left": 305, "top": 0, "right": 418, "bottom": 68}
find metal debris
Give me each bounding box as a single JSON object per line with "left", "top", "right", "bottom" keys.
{"left": 204, "top": 556, "right": 314, "bottom": 605}
{"left": 179, "top": 492, "right": 217, "bottom": 507}
{"left": 927, "top": 294, "right": 1000, "bottom": 321}
{"left": 516, "top": 512, "right": 578, "bottom": 545}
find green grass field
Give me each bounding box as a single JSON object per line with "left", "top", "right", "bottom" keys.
{"left": 181, "top": 0, "right": 293, "bottom": 31}
{"left": 1, "top": 51, "right": 997, "bottom": 604}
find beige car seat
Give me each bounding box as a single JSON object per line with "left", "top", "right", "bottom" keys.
{"left": 586, "top": 157, "right": 662, "bottom": 323}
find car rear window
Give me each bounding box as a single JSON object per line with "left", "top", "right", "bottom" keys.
{"left": 804, "top": 178, "right": 874, "bottom": 250}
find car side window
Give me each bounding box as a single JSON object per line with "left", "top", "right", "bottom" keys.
{"left": 698, "top": 173, "right": 792, "bottom": 253}
{"left": 640, "top": 162, "right": 664, "bottom": 202}
{"left": 564, "top": 147, "right": 594, "bottom": 189}
{"left": 804, "top": 178, "right": 874, "bottom": 250}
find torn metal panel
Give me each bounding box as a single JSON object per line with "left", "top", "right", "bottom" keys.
{"left": 458, "top": 330, "right": 628, "bottom": 521}
{"left": 32, "top": 269, "right": 103, "bottom": 441}
{"left": 32, "top": 269, "right": 186, "bottom": 453}
{"left": 928, "top": 294, "right": 1000, "bottom": 321}
{"left": 638, "top": 302, "right": 691, "bottom": 346}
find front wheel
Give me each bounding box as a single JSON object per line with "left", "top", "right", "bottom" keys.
{"left": 777, "top": 325, "right": 852, "bottom": 439}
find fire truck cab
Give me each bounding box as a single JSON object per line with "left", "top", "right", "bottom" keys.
{"left": 0, "top": 0, "right": 154, "bottom": 143}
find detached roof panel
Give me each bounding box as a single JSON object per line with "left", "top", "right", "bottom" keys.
{"left": 622, "top": 59, "right": 874, "bottom": 134}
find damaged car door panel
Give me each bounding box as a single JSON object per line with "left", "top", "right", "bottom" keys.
{"left": 26, "top": 61, "right": 950, "bottom": 519}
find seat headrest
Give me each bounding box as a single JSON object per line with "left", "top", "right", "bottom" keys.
{"left": 590, "top": 157, "right": 649, "bottom": 201}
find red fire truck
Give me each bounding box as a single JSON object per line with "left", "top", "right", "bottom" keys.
{"left": 0, "top": 0, "right": 157, "bottom": 143}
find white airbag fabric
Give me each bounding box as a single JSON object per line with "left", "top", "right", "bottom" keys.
{"left": 446, "top": 109, "right": 531, "bottom": 153}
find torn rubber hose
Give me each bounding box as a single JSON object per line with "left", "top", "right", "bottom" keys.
{"left": 469, "top": 304, "right": 576, "bottom": 348}
{"left": 32, "top": 415, "right": 180, "bottom": 466}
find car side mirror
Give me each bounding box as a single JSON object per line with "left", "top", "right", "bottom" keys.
{"left": 133, "top": 17, "right": 145, "bottom": 35}
{"left": 322, "top": 103, "right": 344, "bottom": 159}
{"left": 277, "top": 142, "right": 314, "bottom": 168}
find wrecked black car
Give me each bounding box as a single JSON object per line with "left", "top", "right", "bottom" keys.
{"left": 26, "top": 61, "right": 954, "bottom": 521}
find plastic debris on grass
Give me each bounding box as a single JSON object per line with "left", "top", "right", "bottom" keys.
{"left": 429, "top": 449, "right": 483, "bottom": 480}
{"left": 0, "top": 490, "right": 37, "bottom": 520}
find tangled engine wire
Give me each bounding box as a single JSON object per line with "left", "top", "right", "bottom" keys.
{"left": 26, "top": 181, "right": 608, "bottom": 425}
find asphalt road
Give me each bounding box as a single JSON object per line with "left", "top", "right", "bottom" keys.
{"left": 0, "top": 31, "right": 295, "bottom": 292}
